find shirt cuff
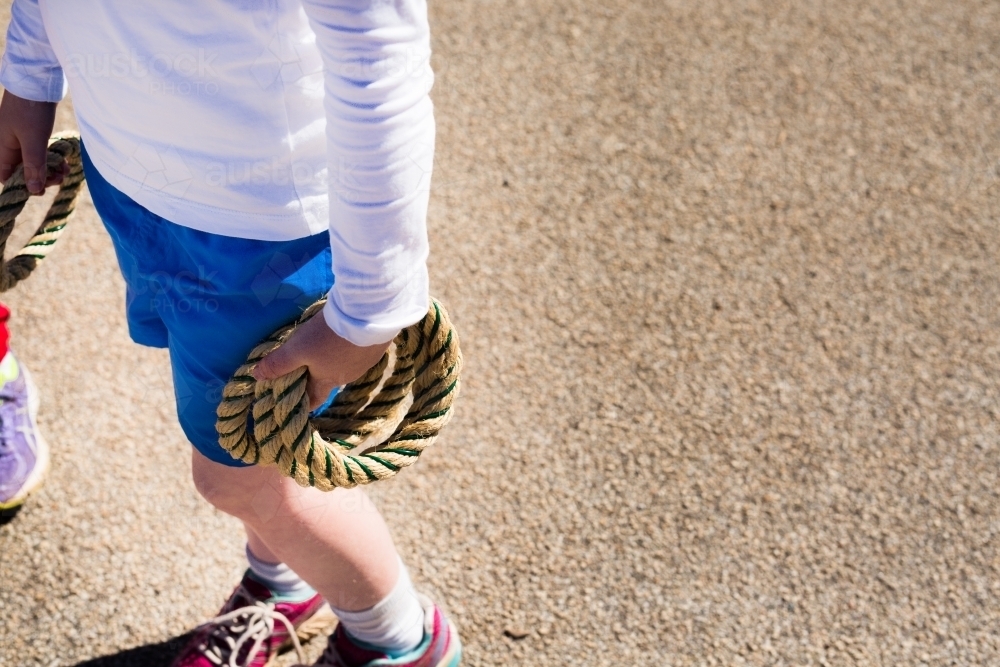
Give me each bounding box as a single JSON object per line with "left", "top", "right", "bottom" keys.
{"left": 0, "top": 59, "right": 66, "bottom": 103}
{"left": 321, "top": 294, "right": 426, "bottom": 348}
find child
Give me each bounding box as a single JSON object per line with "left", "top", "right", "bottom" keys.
{"left": 0, "top": 2, "right": 460, "bottom": 666}
{"left": 0, "top": 303, "right": 48, "bottom": 516}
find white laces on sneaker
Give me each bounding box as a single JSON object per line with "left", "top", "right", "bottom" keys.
{"left": 195, "top": 594, "right": 305, "bottom": 667}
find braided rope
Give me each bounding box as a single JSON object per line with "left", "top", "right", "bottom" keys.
{"left": 216, "top": 299, "right": 462, "bottom": 490}
{"left": 0, "top": 133, "right": 85, "bottom": 292}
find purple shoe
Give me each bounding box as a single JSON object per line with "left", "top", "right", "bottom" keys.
{"left": 0, "top": 355, "right": 48, "bottom": 511}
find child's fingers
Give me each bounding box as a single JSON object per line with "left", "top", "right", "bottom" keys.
{"left": 0, "top": 143, "right": 22, "bottom": 183}
{"left": 19, "top": 132, "right": 49, "bottom": 195}
{"left": 44, "top": 159, "right": 69, "bottom": 187}
{"left": 252, "top": 345, "right": 299, "bottom": 382}
{"left": 255, "top": 346, "right": 329, "bottom": 409}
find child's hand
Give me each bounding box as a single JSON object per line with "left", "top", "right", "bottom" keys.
{"left": 0, "top": 91, "right": 66, "bottom": 195}
{"left": 252, "top": 314, "right": 392, "bottom": 410}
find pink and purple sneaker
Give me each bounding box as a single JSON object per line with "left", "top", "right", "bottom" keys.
{"left": 0, "top": 354, "right": 49, "bottom": 514}
{"left": 172, "top": 573, "right": 336, "bottom": 667}
{"left": 304, "top": 595, "right": 461, "bottom": 667}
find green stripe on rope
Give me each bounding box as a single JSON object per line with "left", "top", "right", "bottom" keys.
{"left": 416, "top": 329, "right": 452, "bottom": 379}
{"left": 413, "top": 407, "right": 452, "bottom": 424}
{"left": 290, "top": 422, "right": 310, "bottom": 453}
{"left": 234, "top": 436, "right": 251, "bottom": 462}
{"left": 377, "top": 447, "right": 421, "bottom": 457}
{"left": 364, "top": 395, "right": 408, "bottom": 411}
{"left": 306, "top": 441, "right": 316, "bottom": 487}
{"left": 350, "top": 456, "right": 378, "bottom": 482}
{"left": 41, "top": 209, "right": 72, "bottom": 223}
{"left": 275, "top": 373, "right": 307, "bottom": 402}
{"left": 413, "top": 375, "right": 458, "bottom": 406}
{"left": 364, "top": 454, "right": 400, "bottom": 472}
{"left": 0, "top": 201, "right": 25, "bottom": 216}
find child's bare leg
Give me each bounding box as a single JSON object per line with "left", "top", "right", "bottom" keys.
{"left": 191, "top": 448, "right": 400, "bottom": 611}
{"left": 244, "top": 524, "right": 280, "bottom": 563}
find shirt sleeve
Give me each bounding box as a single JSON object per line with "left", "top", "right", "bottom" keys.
{"left": 0, "top": 0, "right": 67, "bottom": 103}
{"left": 301, "top": 0, "right": 435, "bottom": 346}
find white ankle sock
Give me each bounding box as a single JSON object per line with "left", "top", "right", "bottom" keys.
{"left": 245, "top": 544, "right": 317, "bottom": 602}
{"left": 330, "top": 558, "right": 425, "bottom": 655}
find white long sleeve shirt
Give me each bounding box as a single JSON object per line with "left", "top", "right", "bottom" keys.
{"left": 0, "top": 0, "right": 435, "bottom": 346}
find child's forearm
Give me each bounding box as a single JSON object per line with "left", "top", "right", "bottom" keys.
{"left": 302, "top": 0, "right": 436, "bottom": 347}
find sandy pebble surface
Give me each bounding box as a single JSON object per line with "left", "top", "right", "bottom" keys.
{"left": 2, "top": 0, "right": 1000, "bottom": 665}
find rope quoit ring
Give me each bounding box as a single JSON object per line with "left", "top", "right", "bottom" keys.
{"left": 0, "top": 133, "right": 85, "bottom": 292}
{"left": 216, "top": 299, "right": 462, "bottom": 490}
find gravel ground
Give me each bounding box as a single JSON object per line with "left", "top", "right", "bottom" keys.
{"left": 2, "top": 0, "right": 1000, "bottom": 665}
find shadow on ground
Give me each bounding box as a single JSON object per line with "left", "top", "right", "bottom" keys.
{"left": 71, "top": 634, "right": 191, "bottom": 667}
{"left": 0, "top": 505, "right": 21, "bottom": 525}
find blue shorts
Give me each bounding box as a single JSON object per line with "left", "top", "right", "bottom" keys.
{"left": 82, "top": 146, "right": 335, "bottom": 467}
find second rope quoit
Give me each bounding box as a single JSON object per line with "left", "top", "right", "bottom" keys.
{"left": 0, "top": 133, "right": 85, "bottom": 292}
{"left": 215, "top": 298, "right": 463, "bottom": 490}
